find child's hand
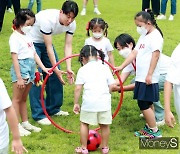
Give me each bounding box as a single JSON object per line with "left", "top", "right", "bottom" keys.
{"left": 113, "top": 66, "right": 123, "bottom": 75}
{"left": 17, "top": 78, "right": 25, "bottom": 89}
{"left": 12, "top": 139, "right": 28, "bottom": 154}
{"left": 67, "top": 70, "right": 74, "bottom": 85}
{"left": 73, "top": 104, "right": 80, "bottom": 114}
{"left": 43, "top": 68, "right": 53, "bottom": 76}
{"left": 165, "top": 111, "right": 176, "bottom": 128}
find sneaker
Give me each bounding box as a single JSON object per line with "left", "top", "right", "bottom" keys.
{"left": 21, "top": 121, "right": 41, "bottom": 132}
{"left": 7, "top": 8, "right": 13, "bottom": 13}
{"left": 54, "top": 110, "right": 69, "bottom": 116}
{"left": 135, "top": 125, "right": 162, "bottom": 139}
{"left": 80, "top": 9, "right": 86, "bottom": 16}
{"left": 37, "top": 118, "right": 51, "bottom": 125}
{"left": 168, "top": 15, "right": 174, "bottom": 21}
{"left": 157, "top": 14, "right": 166, "bottom": 20}
{"left": 94, "top": 8, "right": 101, "bottom": 15}
{"left": 18, "top": 123, "right": 31, "bottom": 136}
{"left": 156, "top": 119, "right": 165, "bottom": 126}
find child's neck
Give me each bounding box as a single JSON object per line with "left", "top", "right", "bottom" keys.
{"left": 88, "top": 56, "right": 97, "bottom": 62}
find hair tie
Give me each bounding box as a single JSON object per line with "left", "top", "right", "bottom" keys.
{"left": 86, "top": 21, "right": 90, "bottom": 31}
{"left": 12, "top": 24, "right": 16, "bottom": 30}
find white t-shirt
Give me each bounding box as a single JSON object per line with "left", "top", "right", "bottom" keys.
{"left": 166, "top": 44, "right": 180, "bottom": 85}
{"left": 85, "top": 37, "right": 114, "bottom": 62}
{"left": 28, "top": 9, "right": 76, "bottom": 43}
{"left": 0, "top": 78, "right": 12, "bottom": 149}
{"left": 122, "top": 53, "right": 170, "bottom": 75}
{"left": 75, "top": 61, "right": 115, "bottom": 112}
{"left": 9, "top": 31, "right": 35, "bottom": 59}
{"left": 166, "top": 44, "right": 180, "bottom": 123}
{"left": 134, "top": 29, "right": 163, "bottom": 83}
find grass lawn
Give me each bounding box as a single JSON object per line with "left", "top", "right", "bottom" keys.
{"left": 0, "top": 0, "right": 180, "bottom": 153}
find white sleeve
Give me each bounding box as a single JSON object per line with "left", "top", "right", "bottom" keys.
{"left": 106, "top": 67, "right": 115, "bottom": 85}
{"left": 39, "top": 19, "right": 52, "bottom": 34}
{"left": 9, "top": 34, "right": 20, "bottom": 54}
{"left": 0, "top": 79, "right": 12, "bottom": 110}
{"left": 75, "top": 68, "right": 85, "bottom": 85}
{"left": 67, "top": 20, "right": 76, "bottom": 34}
{"left": 106, "top": 39, "right": 114, "bottom": 52}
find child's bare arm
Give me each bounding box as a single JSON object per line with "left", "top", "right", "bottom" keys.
{"left": 5, "top": 106, "right": 28, "bottom": 154}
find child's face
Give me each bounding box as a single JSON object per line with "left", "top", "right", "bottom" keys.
{"left": 92, "top": 26, "right": 103, "bottom": 39}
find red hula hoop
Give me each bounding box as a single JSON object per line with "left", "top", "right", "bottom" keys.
{"left": 40, "top": 54, "right": 124, "bottom": 133}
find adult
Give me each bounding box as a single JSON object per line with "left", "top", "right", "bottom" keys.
{"left": 142, "top": 0, "right": 160, "bottom": 17}
{"left": 0, "top": 0, "right": 20, "bottom": 32}
{"left": 28, "top": 0, "right": 79, "bottom": 125}
{"left": 80, "top": 0, "right": 101, "bottom": 15}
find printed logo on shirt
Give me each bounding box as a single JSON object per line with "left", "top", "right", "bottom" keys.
{"left": 139, "top": 44, "right": 145, "bottom": 50}
{"left": 27, "top": 42, "right": 33, "bottom": 48}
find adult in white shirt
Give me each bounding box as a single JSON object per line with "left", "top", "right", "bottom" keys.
{"left": 28, "top": 0, "right": 79, "bottom": 125}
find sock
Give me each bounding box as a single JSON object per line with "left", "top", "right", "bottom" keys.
{"left": 22, "top": 121, "right": 29, "bottom": 125}
{"left": 149, "top": 127, "right": 158, "bottom": 132}
{"left": 94, "top": 5, "right": 98, "bottom": 9}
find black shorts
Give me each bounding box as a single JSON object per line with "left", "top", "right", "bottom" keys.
{"left": 137, "top": 100, "right": 153, "bottom": 110}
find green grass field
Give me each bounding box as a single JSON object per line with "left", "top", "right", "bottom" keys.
{"left": 0, "top": 0, "right": 180, "bottom": 153}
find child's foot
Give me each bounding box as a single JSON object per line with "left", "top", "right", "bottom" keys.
{"left": 134, "top": 125, "right": 162, "bottom": 139}
{"left": 101, "top": 147, "right": 109, "bottom": 154}
{"left": 75, "top": 147, "right": 88, "bottom": 154}
{"left": 21, "top": 121, "right": 41, "bottom": 132}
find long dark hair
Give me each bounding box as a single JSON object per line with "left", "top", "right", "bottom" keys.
{"left": 134, "top": 9, "right": 163, "bottom": 37}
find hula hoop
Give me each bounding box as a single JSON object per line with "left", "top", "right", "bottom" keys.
{"left": 40, "top": 54, "right": 124, "bottom": 133}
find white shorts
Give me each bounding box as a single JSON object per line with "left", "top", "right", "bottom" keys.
{"left": 0, "top": 144, "right": 8, "bottom": 154}
{"left": 80, "top": 110, "right": 112, "bottom": 125}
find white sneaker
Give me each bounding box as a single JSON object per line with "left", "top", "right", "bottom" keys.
{"left": 54, "top": 110, "right": 69, "bottom": 116}
{"left": 7, "top": 8, "right": 13, "bottom": 13}
{"left": 168, "top": 15, "right": 174, "bottom": 21}
{"left": 21, "top": 121, "right": 41, "bottom": 132}
{"left": 80, "top": 9, "right": 86, "bottom": 16}
{"left": 94, "top": 8, "right": 101, "bottom": 15}
{"left": 156, "top": 119, "right": 165, "bottom": 126}
{"left": 37, "top": 118, "right": 51, "bottom": 125}
{"left": 157, "top": 14, "right": 166, "bottom": 20}
{"left": 18, "top": 123, "right": 31, "bottom": 136}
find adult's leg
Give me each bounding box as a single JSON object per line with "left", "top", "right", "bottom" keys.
{"left": 160, "top": 0, "right": 168, "bottom": 15}
{"left": 29, "top": 43, "right": 46, "bottom": 121}
{"left": 27, "top": 0, "right": 34, "bottom": 10}
{"left": 171, "top": 0, "right": 176, "bottom": 15}
{"left": 142, "top": 0, "right": 150, "bottom": 11}
{"left": 41, "top": 45, "right": 63, "bottom": 115}
{"left": 151, "top": 0, "right": 160, "bottom": 16}
{"left": 11, "top": 0, "right": 20, "bottom": 15}
{"left": 7, "top": 0, "right": 12, "bottom": 9}
{"left": 99, "top": 124, "right": 110, "bottom": 148}
{"left": 0, "top": 0, "right": 7, "bottom": 31}
{"left": 36, "top": 0, "right": 41, "bottom": 13}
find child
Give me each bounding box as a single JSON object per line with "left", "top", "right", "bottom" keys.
{"left": 115, "top": 9, "right": 163, "bottom": 138}
{"left": 9, "top": 9, "right": 50, "bottom": 136}
{"left": 85, "top": 18, "right": 115, "bottom": 66}
{"left": 114, "top": 33, "right": 171, "bottom": 126}
{"left": 164, "top": 44, "right": 180, "bottom": 128}
{"left": 0, "top": 78, "right": 27, "bottom": 154}
{"left": 73, "top": 45, "right": 116, "bottom": 154}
